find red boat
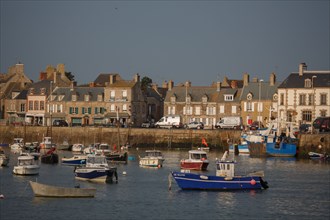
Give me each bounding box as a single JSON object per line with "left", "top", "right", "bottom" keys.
{"left": 180, "top": 150, "right": 209, "bottom": 171}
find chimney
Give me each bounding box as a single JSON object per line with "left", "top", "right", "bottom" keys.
{"left": 162, "top": 81, "right": 168, "bottom": 89}
{"left": 243, "top": 73, "right": 249, "bottom": 86}
{"left": 185, "top": 81, "right": 191, "bottom": 87}
{"left": 134, "top": 73, "right": 140, "bottom": 82}
{"left": 168, "top": 80, "right": 174, "bottom": 91}
{"left": 57, "top": 63, "right": 65, "bottom": 75}
{"left": 299, "top": 63, "right": 307, "bottom": 76}
{"left": 15, "top": 63, "right": 24, "bottom": 75}
{"left": 231, "top": 80, "right": 238, "bottom": 89}
{"left": 252, "top": 77, "right": 258, "bottom": 83}
{"left": 39, "top": 72, "right": 47, "bottom": 80}
{"left": 70, "top": 81, "right": 76, "bottom": 91}
{"left": 110, "top": 74, "right": 116, "bottom": 84}
{"left": 89, "top": 82, "right": 95, "bottom": 87}
{"left": 151, "top": 83, "right": 158, "bottom": 90}
{"left": 269, "top": 72, "right": 276, "bottom": 86}
{"left": 216, "top": 81, "right": 221, "bottom": 92}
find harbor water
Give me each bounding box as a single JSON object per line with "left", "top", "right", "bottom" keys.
{"left": 0, "top": 148, "right": 329, "bottom": 220}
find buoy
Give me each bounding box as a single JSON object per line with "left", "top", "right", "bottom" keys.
{"left": 122, "top": 171, "right": 127, "bottom": 175}
{"left": 250, "top": 179, "right": 256, "bottom": 185}
{"left": 0, "top": 194, "right": 4, "bottom": 199}
{"left": 157, "top": 164, "right": 161, "bottom": 168}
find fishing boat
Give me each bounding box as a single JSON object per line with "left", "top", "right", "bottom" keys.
{"left": 41, "top": 147, "right": 59, "bottom": 164}
{"left": 10, "top": 138, "right": 24, "bottom": 151}
{"left": 229, "top": 141, "right": 249, "bottom": 154}
{"left": 29, "top": 181, "right": 96, "bottom": 197}
{"left": 171, "top": 151, "right": 269, "bottom": 190}
{"left": 95, "top": 143, "right": 111, "bottom": 155}
{"left": 72, "top": 143, "right": 85, "bottom": 153}
{"left": 0, "top": 147, "right": 9, "bottom": 166}
{"left": 61, "top": 155, "right": 87, "bottom": 166}
{"left": 39, "top": 137, "right": 56, "bottom": 150}
{"left": 180, "top": 150, "right": 209, "bottom": 171}
{"left": 74, "top": 154, "right": 118, "bottom": 183}
{"left": 106, "top": 151, "right": 128, "bottom": 164}
{"left": 139, "top": 150, "right": 165, "bottom": 168}
{"left": 13, "top": 153, "right": 40, "bottom": 175}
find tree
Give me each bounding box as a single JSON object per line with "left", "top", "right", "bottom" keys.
{"left": 65, "top": 72, "right": 75, "bottom": 81}
{"left": 141, "top": 76, "right": 152, "bottom": 92}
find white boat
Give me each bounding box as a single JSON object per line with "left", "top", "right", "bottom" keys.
{"left": 40, "top": 137, "right": 56, "bottom": 149}
{"left": 10, "top": 138, "right": 24, "bottom": 151}
{"left": 95, "top": 143, "right": 111, "bottom": 155}
{"left": 13, "top": 153, "right": 40, "bottom": 175}
{"left": 61, "top": 155, "right": 87, "bottom": 166}
{"left": 75, "top": 154, "right": 118, "bottom": 183}
{"left": 29, "top": 181, "right": 96, "bottom": 198}
{"left": 0, "top": 147, "right": 9, "bottom": 166}
{"left": 180, "top": 150, "right": 209, "bottom": 171}
{"left": 72, "top": 143, "right": 85, "bottom": 153}
{"left": 139, "top": 150, "right": 165, "bottom": 168}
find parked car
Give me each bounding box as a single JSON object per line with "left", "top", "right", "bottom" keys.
{"left": 299, "top": 124, "right": 311, "bottom": 133}
{"left": 313, "top": 117, "right": 330, "bottom": 132}
{"left": 53, "top": 119, "right": 68, "bottom": 127}
{"left": 249, "top": 121, "right": 264, "bottom": 130}
{"left": 185, "top": 121, "right": 204, "bottom": 129}
{"left": 141, "top": 121, "right": 155, "bottom": 128}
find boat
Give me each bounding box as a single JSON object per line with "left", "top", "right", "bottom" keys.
{"left": 39, "top": 137, "right": 56, "bottom": 149}
{"left": 171, "top": 151, "right": 269, "bottom": 190}
{"left": 29, "top": 181, "right": 96, "bottom": 197}
{"left": 95, "top": 143, "right": 111, "bottom": 155}
{"left": 72, "top": 143, "right": 85, "bottom": 153}
{"left": 13, "top": 153, "right": 40, "bottom": 175}
{"left": 229, "top": 134, "right": 249, "bottom": 154}
{"left": 61, "top": 155, "right": 87, "bottom": 166}
{"left": 74, "top": 154, "right": 118, "bottom": 183}
{"left": 41, "top": 147, "right": 59, "bottom": 164}
{"left": 180, "top": 150, "right": 209, "bottom": 171}
{"left": 57, "top": 140, "right": 70, "bottom": 151}
{"left": 139, "top": 150, "right": 165, "bottom": 168}
{"left": 308, "top": 152, "right": 330, "bottom": 161}
{"left": 106, "top": 151, "right": 128, "bottom": 164}
{"left": 24, "top": 142, "right": 39, "bottom": 152}
{"left": 0, "top": 147, "right": 9, "bottom": 166}
{"left": 10, "top": 138, "right": 24, "bottom": 151}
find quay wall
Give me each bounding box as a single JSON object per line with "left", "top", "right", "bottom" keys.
{"left": 0, "top": 125, "right": 329, "bottom": 157}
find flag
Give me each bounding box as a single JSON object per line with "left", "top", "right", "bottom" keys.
{"left": 202, "top": 138, "right": 208, "bottom": 147}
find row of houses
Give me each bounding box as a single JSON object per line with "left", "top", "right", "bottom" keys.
{"left": 0, "top": 62, "right": 329, "bottom": 128}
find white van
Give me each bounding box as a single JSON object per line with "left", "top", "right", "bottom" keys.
{"left": 215, "top": 116, "right": 243, "bottom": 130}
{"left": 155, "top": 115, "right": 183, "bottom": 129}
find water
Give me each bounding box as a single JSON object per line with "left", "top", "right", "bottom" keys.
{"left": 1, "top": 148, "right": 329, "bottom": 220}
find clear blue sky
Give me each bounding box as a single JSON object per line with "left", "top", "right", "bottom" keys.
{"left": 1, "top": 0, "right": 329, "bottom": 86}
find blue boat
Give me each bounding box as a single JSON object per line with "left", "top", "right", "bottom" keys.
{"left": 171, "top": 151, "right": 269, "bottom": 190}
{"left": 61, "top": 155, "right": 87, "bottom": 166}
{"left": 265, "top": 136, "right": 297, "bottom": 157}
{"left": 75, "top": 154, "right": 118, "bottom": 183}
{"left": 229, "top": 141, "right": 249, "bottom": 154}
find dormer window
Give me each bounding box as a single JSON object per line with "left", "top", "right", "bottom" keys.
{"left": 186, "top": 95, "right": 191, "bottom": 104}
{"left": 40, "top": 88, "right": 46, "bottom": 95}
{"left": 304, "top": 79, "right": 312, "bottom": 88}
{"left": 273, "top": 93, "right": 278, "bottom": 101}
{"left": 58, "top": 95, "right": 64, "bottom": 101}
{"left": 29, "top": 88, "right": 35, "bottom": 95}
{"left": 72, "top": 95, "right": 77, "bottom": 101}
{"left": 84, "top": 95, "right": 90, "bottom": 102}
{"left": 224, "top": 95, "right": 234, "bottom": 101}
{"left": 202, "top": 95, "right": 208, "bottom": 103}
{"left": 247, "top": 93, "right": 253, "bottom": 101}
{"left": 97, "top": 94, "right": 103, "bottom": 102}
{"left": 171, "top": 95, "right": 176, "bottom": 104}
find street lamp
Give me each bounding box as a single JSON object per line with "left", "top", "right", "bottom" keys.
{"left": 258, "top": 79, "right": 264, "bottom": 128}
{"left": 311, "top": 75, "right": 317, "bottom": 133}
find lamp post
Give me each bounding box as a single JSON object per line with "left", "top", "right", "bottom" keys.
{"left": 258, "top": 79, "right": 264, "bottom": 128}
{"left": 311, "top": 75, "right": 317, "bottom": 133}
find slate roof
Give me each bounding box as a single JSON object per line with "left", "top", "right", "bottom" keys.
{"left": 28, "top": 80, "right": 53, "bottom": 95}
{"left": 240, "top": 81, "right": 280, "bottom": 101}
{"left": 278, "top": 72, "right": 330, "bottom": 88}
{"left": 164, "top": 86, "right": 218, "bottom": 102}
{"left": 51, "top": 87, "right": 104, "bottom": 102}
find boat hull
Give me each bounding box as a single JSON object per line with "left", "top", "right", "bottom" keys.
{"left": 41, "top": 153, "right": 59, "bottom": 164}
{"left": 75, "top": 167, "right": 117, "bottom": 183}
{"left": 229, "top": 144, "right": 249, "bottom": 154}
{"left": 171, "top": 172, "right": 266, "bottom": 190}
{"left": 106, "top": 152, "right": 128, "bottom": 164}
{"left": 61, "top": 156, "right": 87, "bottom": 166}
{"left": 29, "top": 181, "right": 96, "bottom": 197}
{"left": 139, "top": 158, "right": 164, "bottom": 167}
{"left": 266, "top": 142, "right": 297, "bottom": 157}
{"left": 13, "top": 165, "right": 39, "bottom": 175}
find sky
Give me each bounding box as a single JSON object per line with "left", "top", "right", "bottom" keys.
{"left": 1, "top": 0, "right": 329, "bottom": 86}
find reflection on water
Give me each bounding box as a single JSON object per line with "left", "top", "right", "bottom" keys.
{"left": 1, "top": 147, "right": 329, "bottom": 220}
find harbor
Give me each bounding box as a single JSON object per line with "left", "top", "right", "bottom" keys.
{"left": 0, "top": 147, "right": 329, "bottom": 220}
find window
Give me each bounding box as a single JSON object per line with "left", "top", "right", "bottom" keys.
{"left": 75, "top": 107, "right": 78, "bottom": 114}
{"left": 280, "top": 94, "right": 284, "bottom": 105}
{"left": 195, "top": 106, "right": 201, "bottom": 115}
{"left": 219, "top": 105, "right": 224, "bottom": 113}
{"left": 232, "top": 106, "right": 237, "bottom": 114}
{"left": 168, "top": 106, "right": 175, "bottom": 115}
{"left": 28, "top": 101, "right": 33, "bottom": 110}
{"left": 20, "top": 104, "right": 25, "bottom": 112}
{"left": 186, "top": 96, "right": 191, "bottom": 104}
{"left": 97, "top": 95, "right": 103, "bottom": 102}
{"left": 257, "top": 102, "right": 263, "bottom": 112}
{"left": 320, "top": 94, "right": 327, "bottom": 105}
{"left": 302, "top": 110, "right": 312, "bottom": 122}
{"left": 123, "top": 104, "right": 127, "bottom": 111}
{"left": 202, "top": 96, "right": 208, "bottom": 103}
{"left": 85, "top": 95, "right": 89, "bottom": 102}
{"left": 88, "top": 107, "right": 91, "bottom": 114}
{"left": 122, "top": 90, "right": 127, "bottom": 99}
{"left": 110, "top": 91, "right": 115, "bottom": 100}
{"left": 82, "top": 107, "right": 86, "bottom": 114}
{"left": 40, "top": 101, "right": 45, "bottom": 110}
{"left": 247, "top": 102, "right": 253, "bottom": 111}
{"left": 34, "top": 101, "right": 39, "bottom": 110}
{"left": 207, "top": 106, "right": 215, "bottom": 115}
{"left": 72, "top": 95, "right": 77, "bottom": 101}
{"left": 224, "top": 95, "right": 233, "bottom": 101}
{"left": 308, "top": 94, "right": 313, "bottom": 105}
{"left": 299, "top": 94, "right": 306, "bottom": 105}
{"left": 304, "top": 79, "right": 312, "bottom": 88}
{"left": 170, "top": 96, "right": 176, "bottom": 104}
{"left": 111, "top": 104, "right": 115, "bottom": 112}
{"left": 320, "top": 110, "right": 326, "bottom": 117}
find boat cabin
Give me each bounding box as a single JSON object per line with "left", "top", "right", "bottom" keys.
{"left": 145, "top": 150, "right": 163, "bottom": 157}
{"left": 188, "top": 150, "right": 207, "bottom": 160}
{"left": 216, "top": 151, "right": 235, "bottom": 178}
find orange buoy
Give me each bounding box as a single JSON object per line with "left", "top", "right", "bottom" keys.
{"left": 250, "top": 179, "right": 256, "bottom": 185}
